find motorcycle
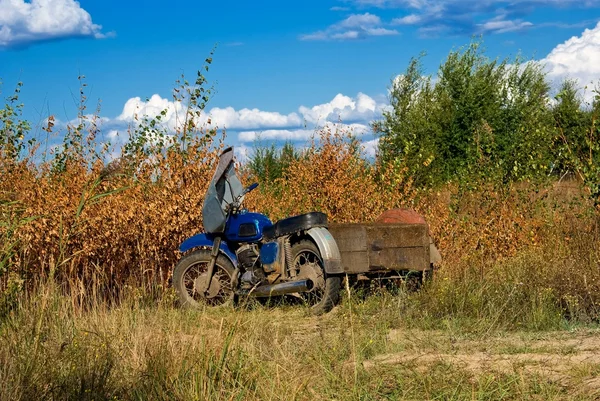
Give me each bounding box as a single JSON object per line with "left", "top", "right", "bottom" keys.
{"left": 173, "top": 146, "right": 344, "bottom": 314}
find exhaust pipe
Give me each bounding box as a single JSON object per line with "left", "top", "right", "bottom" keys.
{"left": 249, "top": 279, "right": 313, "bottom": 297}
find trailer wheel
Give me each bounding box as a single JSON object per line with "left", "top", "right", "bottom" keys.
{"left": 289, "top": 240, "right": 341, "bottom": 315}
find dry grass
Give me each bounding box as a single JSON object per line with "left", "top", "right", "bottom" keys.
{"left": 1, "top": 104, "right": 600, "bottom": 399}
{"left": 1, "top": 282, "right": 599, "bottom": 401}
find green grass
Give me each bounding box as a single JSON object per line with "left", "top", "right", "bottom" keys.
{"left": 1, "top": 279, "right": 599, "bottom": 401}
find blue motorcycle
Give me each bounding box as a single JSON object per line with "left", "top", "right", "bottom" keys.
{"left": 173, "top": 147, "right": 343, "bottom": 314}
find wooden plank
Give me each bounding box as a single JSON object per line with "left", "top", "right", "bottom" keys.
{"left": 364, "top": 224, "right": 428, "bottom": 249}
{"left": 338, "top": 251, "right": 370, "bottom": 273}
{"left": 329, "top": 223, "right": 430, "bottom": 273}
{"left": 328, "top": 224, "right": 367, "bottom": 252}
{"left": 368, "top": 247, "right": 429, "bottom": 271}
{"left": 330, "top": 223, "right": 429, "bottom": 249}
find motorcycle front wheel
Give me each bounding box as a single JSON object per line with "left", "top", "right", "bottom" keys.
{"left": 173, "top": 249, "right": 235, "bottom": 308}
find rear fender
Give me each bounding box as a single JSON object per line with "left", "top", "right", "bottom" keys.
{"left": 179, "top": 233, "right": 238, "bottom": 268}
{"left": 306, "top": 227, "right": 343, "bottom": 274}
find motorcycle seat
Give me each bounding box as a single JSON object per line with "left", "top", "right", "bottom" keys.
{"left": 263, "top": 212, "right": 328, "bottom": 241}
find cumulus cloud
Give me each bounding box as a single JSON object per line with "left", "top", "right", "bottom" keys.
{"left": 117, "top": 94, "right": 187, "bottom": 132}
{"left": 238, "top": 129, "right": 316, "bottom": 142}
{"left": 299, "top": 93, "right": 388, "bottom": 124}
{"left": 542, "top": 21, "right": 600, "bottom": 95}
{"left": 204, "top": 107, "right": 302, "bottom": 130}
{"left": 362, "top": 138, "right": 380, "bottom": 158}
{"left": 300, "top": 12, "right": 399, "bottom": 41}
{"left": 116, "top": 94, "right": 304, "bottom": 132}
{"left": 114, "top": 92, "right": 386, "bottom": 138}
{"left": 237, "top": 122, "right": 371, "bottom": 143}
{"left": 0, "top": 0, "right": 107, "bottom": 48}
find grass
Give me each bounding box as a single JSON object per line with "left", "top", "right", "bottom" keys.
{"left": 1, "top": 277, "right": 600, "bottom": 401}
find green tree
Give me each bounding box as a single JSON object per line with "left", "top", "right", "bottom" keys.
{"left": 247, "top": 142, "right": 300, "bottom": 183}
{"left": 376, "top": 41, "right": 554, "bottom": 187}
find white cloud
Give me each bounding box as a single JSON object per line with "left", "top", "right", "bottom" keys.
{"left": 340, "top": 0, "right": 600, "bottom": 37}
{"left": 238, "top": 129, "right": 315, "bottom": 142}
{"left": 234, "top": 144, "right": 251, "bottom": 163}
{"left": 300, "top": 12, "right": 399, "bottom": 41}
{"left": 299, "top": 93, "right": 387, "bottom": 124}
{"left": 478, "top": 17, "right": 533, "bottom": 34}
{"left": 107, "top": 130, "right": 120, "bottom": 140}
{"left": 0, "top": 0, "right": 106, "bottom": 48}
{"left": 332, "top": 31, "right": 361, "bottom": 40}
{"left": 117, "top": 94, "right": 187, "bottom": 132}
{"left": 206, "top": 107, "right": 302, "bottom": 130}
{"left": 392, "top": 14, "right": 422, "bottom": 25}
{"left": 366, "top": 27, "right": 400, "bottom": 36}
{"left": 114, "top": 92, "right": 386, "bottom": 137}
{"left": 338, "top": 12, "right": 381, "bottom": 28}
{"left": 116, "top": 95, "right": 303, "bottom": 131}
{"left": 542, "top": 21, "right": 600, "bottom": 96}
{"left": 237, "top": 122, "right": 371, "bottom": 143}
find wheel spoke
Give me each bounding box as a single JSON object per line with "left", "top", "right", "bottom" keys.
{"left": 181, "top": 261, "right": 232, "bottom": 305}
{"left": 289, "top": 248, "right": 325, "bottom": 304}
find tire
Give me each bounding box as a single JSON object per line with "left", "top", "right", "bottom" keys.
{"left": 173, "top": 249, "right": 235, "bottom": 308}
{"left": 289, "top": 240, "right": 342, "bottom": 315}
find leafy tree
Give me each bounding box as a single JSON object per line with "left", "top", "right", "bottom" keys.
{"left": 552, "top": 79, "right": 591, "bottom": 174}
{"left": 247, "top": 142, "right": 300, "bottom": 183}
{"left": 376, "top": 41, "right": 554, "bottom": 187}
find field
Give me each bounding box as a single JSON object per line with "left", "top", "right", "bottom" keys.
{"left": 2, "top": 50, "right": 600, "bottom": 399}
{"left": 2, "top": 283, "right": 600, "bottom": 400}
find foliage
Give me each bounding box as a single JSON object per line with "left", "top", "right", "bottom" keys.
{"left": 246, "top": 141, "right": 300, "bottom": 183}
{"left": 0, "top": 43, "right": 599, "bottom": 325}
{"left": 552, "top": 82, "right": 600, "bottom": 203}
{"left": 376, "top": 41, "right": 557, "bottom": 186}
{"left": 0, "top": 81, "right": 32, "bottom": 164}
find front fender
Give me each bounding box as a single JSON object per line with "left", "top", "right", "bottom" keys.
{"left": 306, "top": 227, "right": 343, "bottom": 274}
{"left": 179, "top": 233, "right": 238, "bottom": 268}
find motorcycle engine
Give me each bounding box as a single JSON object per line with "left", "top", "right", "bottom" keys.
{"left": 236, "top": 243, "right": 260, "bottom": 271}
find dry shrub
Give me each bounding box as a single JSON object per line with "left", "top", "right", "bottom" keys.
{"left": 246, "top": 127, "right": 416, "bottom": 222}
{"left": 0, "top": 134, "right": 225, "bottom": 296}
{"left": 1, "top": 121, "right": 599, "bottom": 317}
{"left": 414, "top": 180, "right": 600, "bottom": 318}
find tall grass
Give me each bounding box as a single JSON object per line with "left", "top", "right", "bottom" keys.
{"left": 2, "top": 278, "right": 591, "bottom": 401}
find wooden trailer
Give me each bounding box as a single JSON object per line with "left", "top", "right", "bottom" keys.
{"left": 328, "top": 217, "right": 441, "bottom": 282}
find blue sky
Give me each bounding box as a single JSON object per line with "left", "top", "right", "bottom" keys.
{"left": 2, "top": 0, "right": 600, "bottom": 158}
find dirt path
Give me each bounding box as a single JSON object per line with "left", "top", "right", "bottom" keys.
{"left": 361, "top": 328, "right": 600, "bottom": 396}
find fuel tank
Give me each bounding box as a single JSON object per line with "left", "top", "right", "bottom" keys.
{"left": 224, "top": 211, "right": 272, "bottom": 243}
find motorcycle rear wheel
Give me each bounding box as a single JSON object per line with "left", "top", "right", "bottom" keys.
{"left": 290, "top": 240, "right": 341, "bottom": 315}
{"left": 173, "top": 249, "right": 235, "bottom": 308}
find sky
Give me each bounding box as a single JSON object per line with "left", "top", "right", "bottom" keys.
{"left": 2, "top": 0, "right": 600, "bottom": 159}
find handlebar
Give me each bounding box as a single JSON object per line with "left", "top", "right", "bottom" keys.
{"left": 246, "top": 182, "right": 259, "bottom": 193}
